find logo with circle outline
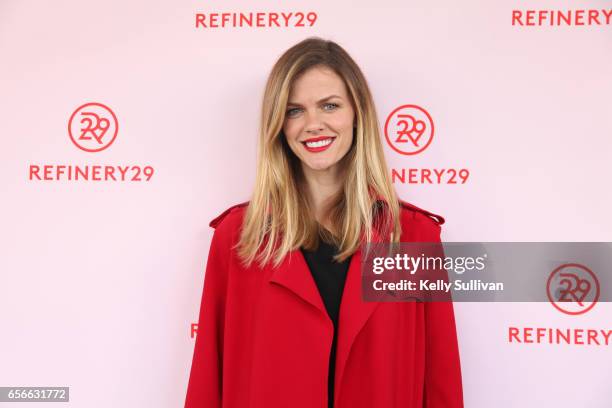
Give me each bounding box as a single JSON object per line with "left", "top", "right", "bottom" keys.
{"left": 68, "top": 102, "right": 118, "bottom": 152}
{"left": 384, "top": 104, "right": 434, "bottom": 155}
{"left": 546, "top": 263, "right": 600, "bottom": 315}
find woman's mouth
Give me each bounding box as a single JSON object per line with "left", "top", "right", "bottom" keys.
{"left": 301, "top": 136, "right": 335, "bottom": 153}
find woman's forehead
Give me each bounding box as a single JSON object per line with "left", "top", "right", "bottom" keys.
{"left": 289, "top": 68, "right": 348, "bottom": 102}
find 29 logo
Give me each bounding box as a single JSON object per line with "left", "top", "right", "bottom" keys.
{"left": 546, "top": 263, "right": 600, "bottom": 315}
{"left": 68, "top": 102, "right": 118, "bottom": 152}
{"left": 384, "top": 104, "right": 434, "bottom": 155}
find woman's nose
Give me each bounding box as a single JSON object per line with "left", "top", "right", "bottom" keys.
{"left": 303, "top": 110, "right": 325, "bottom": 133}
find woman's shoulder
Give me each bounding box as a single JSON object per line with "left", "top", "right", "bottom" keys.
{"left": 208, "top": 198, "right": 444, "bottom": 232}
{"left": 397, "top": 199, "right": 445, "bottom": 229}
{"left": 208, "top": 201, "right": 250, "bottom": 230}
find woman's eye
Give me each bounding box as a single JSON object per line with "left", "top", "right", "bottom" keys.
{"left": 286, "top": 108, "right": 301, "bottom": 116}
{"left": 286, "top": 103, "right": 338, "bottom": 117}
{"left": 324, "top": 103, "right": 338, "bottom": 111}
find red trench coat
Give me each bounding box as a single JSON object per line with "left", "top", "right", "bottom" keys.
{"left": 185, "top": 200, "right": 463, "bottom": 408}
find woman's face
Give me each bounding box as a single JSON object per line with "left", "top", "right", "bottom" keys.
{"left": 282, "top": 65, "right": 355, "bottom": 174}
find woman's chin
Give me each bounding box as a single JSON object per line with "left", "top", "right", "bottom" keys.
{"left": 302, "top": 160, "right": 337, "bottom": 173}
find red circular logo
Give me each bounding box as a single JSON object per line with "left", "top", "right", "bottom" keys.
{"left": 68, "top": 102, "right": 118, "bottom": 152}
{"left": 384, "top": 104, "right": 434, "bottom": 155}
{"left": 546, "top": 263, "right": 599, "bottom": 315}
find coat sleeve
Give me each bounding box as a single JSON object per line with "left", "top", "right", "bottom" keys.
{"left": 184, "top": 220, "right": 232, "bottom": 407}
{"left": 423, "top": 223, "right": 464, "bottom": 408}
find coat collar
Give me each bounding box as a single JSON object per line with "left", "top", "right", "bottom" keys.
{"left": 267, "top": 226, "right": 384, "bottom": 407}
{"left": 268, "top": 248, "right": 330, "bottom": 316}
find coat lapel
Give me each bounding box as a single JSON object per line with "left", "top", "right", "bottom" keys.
{"left": 266, "top": 229, "right": 384, "bottom": 408}
{"left": 334, "top": 242, "right": 381, "bottom": 406}
{"left": 267, "top": 248, "right": 329, "bottom": 317}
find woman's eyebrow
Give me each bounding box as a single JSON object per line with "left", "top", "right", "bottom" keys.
{"left": 287, "top": 94, "right": 342, "bottom": 106}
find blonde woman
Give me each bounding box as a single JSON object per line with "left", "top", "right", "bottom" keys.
{"left": 185, "top": 37, "right": 463, "bottom": 408}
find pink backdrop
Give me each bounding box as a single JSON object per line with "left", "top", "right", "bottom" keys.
{"left": 1, "top": 0, "right": 610, "bottom": 406}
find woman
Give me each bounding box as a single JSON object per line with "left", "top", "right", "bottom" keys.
{"left": 185, "top": 37, "right": 463, "bottom": 408}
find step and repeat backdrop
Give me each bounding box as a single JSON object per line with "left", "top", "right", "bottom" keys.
{"left": 1, "top": 0, "right": 610, "bottom": 407}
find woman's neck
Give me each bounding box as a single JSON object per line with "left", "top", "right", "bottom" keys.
{"left": 301, "top": 164, "right": 343, "bottom": 230}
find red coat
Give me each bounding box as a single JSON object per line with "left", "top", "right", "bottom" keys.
{"left": 185, "top": 200, "right": 463, "bottom": 408}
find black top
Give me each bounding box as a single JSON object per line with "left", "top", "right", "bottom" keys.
{"left": 300, "top": 238, "right": 351, "bottom": 408}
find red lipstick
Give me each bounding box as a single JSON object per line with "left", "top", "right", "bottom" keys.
{"left": 301, "top": 136, "right": 335, "bottom": 153}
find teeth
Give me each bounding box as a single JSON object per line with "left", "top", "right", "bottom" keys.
{"left": 305, "top": 138, "right": 333, "bottom": 148}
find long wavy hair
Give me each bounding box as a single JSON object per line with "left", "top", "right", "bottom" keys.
{"left": 236, "top": 37, "right": 401, "bottom": 269}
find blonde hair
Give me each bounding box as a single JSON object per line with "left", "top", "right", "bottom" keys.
{"left": 236, "top": 36, "right": 401, "bottom": 269}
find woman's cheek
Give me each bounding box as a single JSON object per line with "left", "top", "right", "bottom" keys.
{"left": 284, "top": 123, "right": 299, "bottom": 142}
{"left": 332, "top": 113, "right": 352, "bottom": 130}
